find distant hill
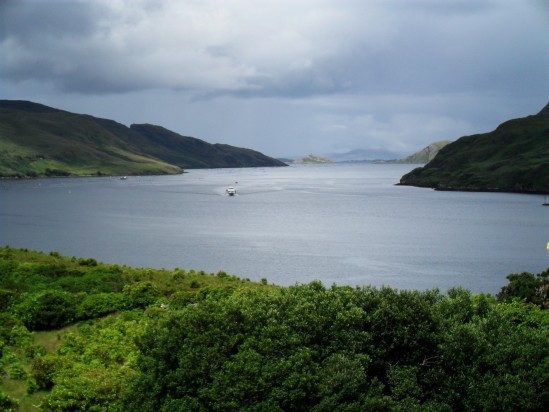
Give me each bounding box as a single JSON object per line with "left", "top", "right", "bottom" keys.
{"left": 399, "top": 103, "right": 549, "bottom": 193}
{"left": 328, "top": 148, "right": 401, "bottom": 162}
{"left": 292, "top": 154, "right": 333, "bottom": 164}
{"left": 396, "top": 140, "right": 452, "bottom": 164}
{"left": 321, "top": 145, "right": 449, "bottom": 164}
{"left": 372, "top": 141, "right": 452, "bottom": 164}
{"left": 0, "top": 100, "right": 285, "bottom": 178}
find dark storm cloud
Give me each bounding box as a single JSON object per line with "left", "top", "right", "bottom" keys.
{"left": 0, "top": 0, "right": 170, "bottom": 93}
{"left": 0, "top": 0, "right": 547, "bottom": 157}
{"left": 1, "top": 0, "right": 547, "bottom": 98}
{"left": 0, "top": 0, "right": 100, "bottom": 38}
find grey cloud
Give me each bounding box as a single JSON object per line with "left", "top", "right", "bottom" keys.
{"left": 2, "top": 0, "right": 547, "bottom": 99}
{"left": 0, "top": 0, "right": 100, "bottom": 41}
{"left": 0, "top": 0, "right": 547, "bottom": 158}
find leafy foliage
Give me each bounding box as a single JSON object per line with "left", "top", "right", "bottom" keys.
{"left": 497, "top": 269, "right": 549, "bottom": 308}
{"left": 15, "top": 290, "right": 80, "bottom": 330}
{"left": 1, "top": 247, "right": 548, "bottom": 411}
{"left": 124, "top": 284, "right": 549, "bottom": 411}
{"left": 0, "top": 391, "right": 19, "bottom": 411}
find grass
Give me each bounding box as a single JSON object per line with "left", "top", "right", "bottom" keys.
{"left": 33, "top": 325, "right": 80, "bottom": 355}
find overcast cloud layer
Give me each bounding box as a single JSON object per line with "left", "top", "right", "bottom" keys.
{"left": 1, "top": 0, "right": 548, "bottom": 157}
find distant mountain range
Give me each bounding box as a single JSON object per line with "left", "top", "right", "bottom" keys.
{"left": 286, "top": 142, "right": 451, "bottom": 165}
{"left": 399, "top": 103, "right": 549, "bottom": 194}
{"left": 327, "top": 149, "right": 401, "bottom": 163}
{"left": 0, "top": 100, "right": 286, "bottom": 178}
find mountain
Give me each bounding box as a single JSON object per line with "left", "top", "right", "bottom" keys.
{"left": 0, "top": 100, "right": 285, "bottom": 178}
{"left": 128, "top": 124, "right": 286, "bottom": 169}
{"left": 399, "top": 103, "right": 549, "bottom": 193}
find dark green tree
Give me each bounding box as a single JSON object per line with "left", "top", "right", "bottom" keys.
{"left": 497, "top": 270, "right": 549, "bottom": 307}
{"left": 15, "top": 290, "right": 79, "bottom": 330}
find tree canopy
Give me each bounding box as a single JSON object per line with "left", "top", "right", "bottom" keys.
{"left": 0, "top": 247, "right": 547, "bottom": 411}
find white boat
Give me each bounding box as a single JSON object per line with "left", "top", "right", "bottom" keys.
{"left": 120, "top": 176, "right": 127, "bottom": 180}
{"left": 226, "top": 186, "right": 236, "bottom": 196}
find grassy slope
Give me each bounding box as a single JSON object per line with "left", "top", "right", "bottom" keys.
{"left": 399, "top": 105, "right": 549, "bottom": 193}
{"left": 0, "top": 100, "right": 286, "bottom": 178}
{"left": 129, "top": 124, "right": 288, "bottom": 169}
{"left": 0, "top": 101, "right": 181, "bottom": 178}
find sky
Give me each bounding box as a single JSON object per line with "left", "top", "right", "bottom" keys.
{"left": 1, "top": 0, "right": 548, "bottom": 158}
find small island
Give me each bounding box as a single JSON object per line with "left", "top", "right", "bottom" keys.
{"left": 292, "top": 154, "right": 333, "bottom": 164}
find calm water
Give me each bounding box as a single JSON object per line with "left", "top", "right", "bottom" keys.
{"left": 1, "top": 163, "right": 548, "bottom": 294}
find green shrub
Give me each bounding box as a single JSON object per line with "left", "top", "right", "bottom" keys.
{"left": 76, "top": 293, "right": 125, "bottom": 320}
{"left": 0, "top": 289, "right": 17, "bottom": 311}
{"left": 123, "top": 281, "right": 161, "bottom": 309}
{"left": 31, "top": 354, "right": 62, "bottom": 390}
{"left": 8, "top": 363, "right": 27, "bottom": 380}
{"left": 15, "top": 290, "right": 79, "bottom": 330}
{"left": 169, "top": 291, "right": 196, "bottom": 308}
{"left": 0, "top": 391, "right": 19, "bottom": 411}
{"left": 497, "top": 270, "right": 548, "bottom": 308}
{"left": 195, "top": 285, "right": 236, "bottom": 302}
{"left": 78, "top": 257, "right": 98, "bottom": 267}
{"left": 0, "top": 314, "right": 24, "bottom": 345}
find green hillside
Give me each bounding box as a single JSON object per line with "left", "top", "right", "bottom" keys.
{"left": 399, "top": 103, "right": 549, "bottom": 193}
{"left": 129, "top": 124, "right": 287, "bottom": 169}
{"left": 0, "top": 247, "right": 547, "bottom": 410}
{"left": 0, "top": 100, "right": 285, "bottom": 178}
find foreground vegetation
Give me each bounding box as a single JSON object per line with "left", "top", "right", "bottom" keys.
{"left": 0, "top": 247, "right": 547, "bottom": 411}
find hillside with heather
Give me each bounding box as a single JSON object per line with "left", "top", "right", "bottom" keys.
{"left": 399, "top": 103, "right": 549, "bottom": 193}
{"left": 0, "top": 100, "right": 285, "bottom": 178}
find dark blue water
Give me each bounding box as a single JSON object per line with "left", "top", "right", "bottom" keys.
{"left": 1, "top": 163, "right": 548, "bottom": 294}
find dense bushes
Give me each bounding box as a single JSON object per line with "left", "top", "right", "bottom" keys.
{"left": 0, "top": 247, "right": 261, "bottom": 331}
{"left": 123, "top": 284, "right": 549, "bottom": 411}
{"left": 15, "top": 290, "right": 80, "bottom": 330}
{"left": 1, "top": 247, "right": 548, "bottom": 411}
{"left": 497, "top": 269, "right": 548, "bottom": 308}
{"left": 76, "top": 292, "right": 126, "bottom": 319}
